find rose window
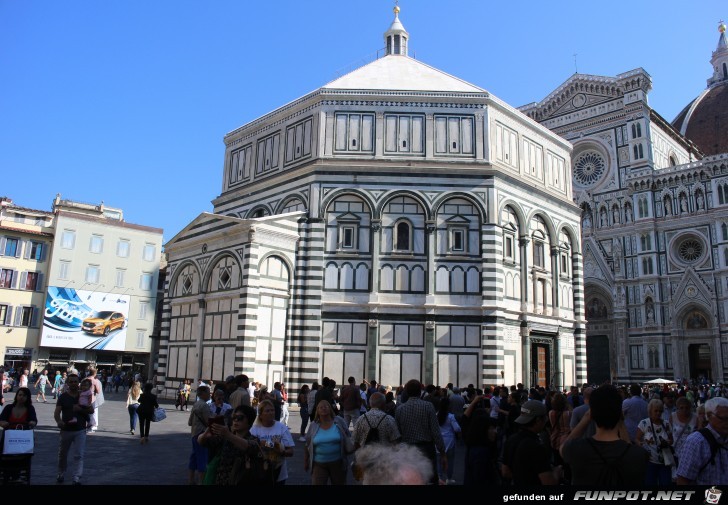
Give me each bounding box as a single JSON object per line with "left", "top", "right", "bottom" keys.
{"left": 677, "top": 238, "right": 703, "bottom": 263}
{"left": 574, "top": 151, "right": 606, "bottom": 187}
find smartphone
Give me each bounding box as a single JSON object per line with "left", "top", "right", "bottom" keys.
{"left": 208, "top": 415, "right": 225, "bottom": 426}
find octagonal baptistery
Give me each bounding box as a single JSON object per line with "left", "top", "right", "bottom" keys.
{"left": 160, "top": 7, "right": 586, "bottom": 398}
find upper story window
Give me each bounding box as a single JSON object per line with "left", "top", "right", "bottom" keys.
{"left": 25, "top": 241, "right": 45, "bottom": 261}
{"left": 339, "top": 224, "right": 357, "bottom": 251}
{"left": 140, "top": 273, "right": 153, "bottom": 291}
{"left": 230, "top": 144, "right": 253, "bottom": 185}
{"left": 0, "top": 268, "right": 16, "bottom": 289}
{"left": 640, "top": 234, "right": 652, "bottom": 251}
{"left": 522, "top": 137, "right": 544, "bottom": 181}
{"left": 384, "top": 114, "right": 424, "bottom": 155}
{"left": 139, "top": 301, "right": 149, "bottom": 320}
{"left": 533, "top": 238, "right": 545, "bottom": 268}
{"left": 495, "top": 122, "right": 518, "bottom": 167}
{"left": 642, "top": 257, "right": 654, "bottom": 275}
{"left": 117, "top": 239, "right": 130, "bottom": 258}
{"left": 448, "top": 226, "right": 466, "bottom": 253}
{"left": 633, "top": 144, "right": 644, "bottom": 160}
{"left": 434, "top": 115, "right": 474, "bottom": 156}
{"left": 1, "top": 237, "right": 20, "bottom": 257}
{"left": 143, "top": 243, "right": 156, "bottom": 262}
{"left": 89, "top": 235, "right": 104, "bottom": 254}
{"left": 631, "top": 123, "right": 642, "bottom": 139}
{"left": 394, "top": 220, "right": 412, "bottom": 252}
{"left": 284, "top": 117, "right": 312, "bottom": 165}
{"left": 61, "top": 230, "right": 76, "bottom": 249}
{"left": 59, "top": 261, "right": 71, "bottom": 280}
{"left": 115, "top": 268, "right": 125, "bottom": 288}
{"left": 334, "top": 113, "right": 374, "bottom": 153}
{"left": 85, "top": 265, "right": 100, "bottom": 284}
{"left": 637, "top": 196, "right": 649, "bottom": 218}
{"left": 21, "top": 271, "right": 40, "bottom": 291}
{"left": 255, "top": 132, "right": 281, "bottom": 175}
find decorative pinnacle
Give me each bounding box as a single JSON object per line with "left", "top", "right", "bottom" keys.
{"left": 720, "top": 20, "right": 726, "bottom": 33}
{"left": 394, "top": 1, "right": 400, "bottom": 16}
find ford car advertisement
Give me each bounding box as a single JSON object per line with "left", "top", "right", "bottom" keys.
{"left": 40, "top": 286, "right": 130, "bottom": 350}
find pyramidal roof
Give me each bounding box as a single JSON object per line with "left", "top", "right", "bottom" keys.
{"left": 321, "top": 54, "right": 485, "bottom": 93}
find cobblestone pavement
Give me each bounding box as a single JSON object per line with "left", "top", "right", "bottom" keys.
{"left": 3, "top": 389, "right": 466, "bottom": 486}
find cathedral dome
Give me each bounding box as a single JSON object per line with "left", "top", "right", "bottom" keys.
{"left": 672, "top": 21, "right": 728, "bottom": 156}
{"left": 672, "top": 82, "right": 728, "bottom": 156}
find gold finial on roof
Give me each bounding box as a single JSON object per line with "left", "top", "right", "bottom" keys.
{"left": 719, "top": 20, "right": 726, "bottom": 33}
{"left": 394, "top": 1, "right": 400, "bottom": 16}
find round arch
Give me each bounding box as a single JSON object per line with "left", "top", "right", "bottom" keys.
{"left": 200, "top": 251, "right": 243, "bottom": 294}
{"left": 431, "top": 192, "right": 487, "bottom": 223}
{"left": 320, "top": 188, "right": 376, "bottom": 217}
{"left": 168, "top": 260, "right": 202, "bottom": 298}
{"left": 376, "top": 190, "right": 432, "bottom": 221}
{"left": 497, "top": 200, "right": 528, "bottom": 232}
{"left": 275, "top": 193, "right": 309, "bottom": 214}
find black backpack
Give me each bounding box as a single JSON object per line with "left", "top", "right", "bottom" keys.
{"left": 364, "top": 414, "right": 385, "bottom": 444}
{"left": 697, "top": 428, "right": 727, "bottom": 475}
{"left": 586, "top": 438, "right": 631, "bottom": 486}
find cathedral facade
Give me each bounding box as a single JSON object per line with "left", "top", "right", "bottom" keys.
{"left": 520, "top": 22, "right": 728, "bottom": 384}
{"left": 158, "top": 8, "right": 586, "bottom": 396}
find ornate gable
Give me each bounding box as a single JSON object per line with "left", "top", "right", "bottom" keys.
{"left": 670, "top": 267, "right": 713, "bottom": 315}
{"left": 582, "top": 238, "right": 614, "bottom": 283}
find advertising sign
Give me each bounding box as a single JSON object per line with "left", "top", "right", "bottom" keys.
{"left": 40, "top": 286, "right": 130, "bottom": 351}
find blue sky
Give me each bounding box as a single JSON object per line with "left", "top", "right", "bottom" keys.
{"left": 1, "top": 1, "right": 725, "bottom": 243}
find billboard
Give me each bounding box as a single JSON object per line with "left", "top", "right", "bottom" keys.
{"left": 40, "top": 286, "right": 130, "bottom": 351}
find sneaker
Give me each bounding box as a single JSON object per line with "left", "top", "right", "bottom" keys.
{"left": 446, "top": 479, "right": 457, "bottom": 485}
{"left": 72, "top": 478, "right": 81, "bottom": 485}
{"left": 298, "top": 436, "right": 306, "bottom": 442}
{"left": 56, "top": 473, "right": 64, "bottom": 483}
{"left": 130, "top": 430, "right": 134, "bottom": 435}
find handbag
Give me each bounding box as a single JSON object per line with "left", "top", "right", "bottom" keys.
{"left": 152, "top": 407, "right": 167, "bottom": 422}
{"left": 3, "top": 426, "right": 34, "bottom": 455}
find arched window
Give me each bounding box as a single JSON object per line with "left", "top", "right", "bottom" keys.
{"left": 642, "top": 257, "right": 654, "bottom": 275}
{"left": 641, "top": 234, "right": 652, "bottom": 251}
{"left": 723, "top": 62, "right": 727, "bottom": 79}
{"left": 638, "top": 197, "right": 649, "bottom": 218}
{"left": 724, "top": 248, "right": 728, "bottom": 267}
{"left": 395, "top": 221, "right": 411, "bottom": 251}
{"left": 669, "top": 155, "right": 677, "bottom": 167}
{"left": 723, "top": 223, "right": 728, "bottom": 240}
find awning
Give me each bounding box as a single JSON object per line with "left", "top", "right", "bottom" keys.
{"left": 48, "top": 361, "right": 69, "bottom": 366}
{"left": 95, "top": 362, "right": 117, "bottom": 366}
{"left": 73, "top": 360, "right": 91, "bottom": 364}
{"left": 122, "top": 363, "right": 132, "bottom": 366}
{"left": 134, "top": 362, "right": 146, "bottom": 366}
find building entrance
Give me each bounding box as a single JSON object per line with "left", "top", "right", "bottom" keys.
{"left": 531, "top": 341, "right": 551, "bottom": 388}
{"left": 688, "top": 343, "right": 712, "bottom": 381}
{"left": 586, "top": 335, "right": 610, "bottom": 384}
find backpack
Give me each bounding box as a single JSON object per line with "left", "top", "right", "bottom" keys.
{"left": 586, "top": 438, "right": 631, "bottom": 486}
{"left": 364, "top": 414, "right": 385, "bottom": 444}
{"left": 697, "top": 428, "right": 727, "bottom": 475}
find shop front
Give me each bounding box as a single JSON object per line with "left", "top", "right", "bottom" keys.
{"left": 3, "top": 347, "right": 33, "bottom": 375}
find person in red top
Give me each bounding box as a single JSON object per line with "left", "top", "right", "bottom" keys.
{"left": 0, "top": 387, "right": 38, "bottom": 430}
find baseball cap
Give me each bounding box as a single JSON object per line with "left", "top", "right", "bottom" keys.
{"left": 515, "top": 400, "right": 547, "bottom": 424}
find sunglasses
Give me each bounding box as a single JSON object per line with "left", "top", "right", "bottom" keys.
{"left": 232, "top": 415, "right": 247, "bottom": 422}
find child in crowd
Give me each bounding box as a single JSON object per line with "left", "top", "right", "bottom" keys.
{"left": 69, "top": 378, "right": 97, "bottom": 428}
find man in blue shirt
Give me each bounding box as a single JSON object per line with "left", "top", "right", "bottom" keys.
{"left": 676, "top": 397, "right": 728, "bottom": 485}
